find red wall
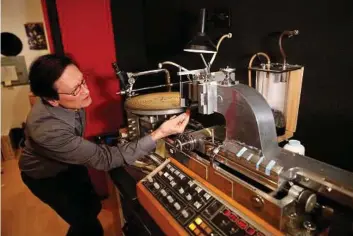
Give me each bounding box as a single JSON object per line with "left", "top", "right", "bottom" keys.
{"left": 55, "top": 0, "right": 122, "bottom": 137}
{"left": 53, "top": 0, "right": 122, "bottom": 196}
{"left": 40, "top": 0, "right": 54, "bottom": 53}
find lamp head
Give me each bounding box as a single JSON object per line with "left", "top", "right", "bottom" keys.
{"left": 184, "top": 8, "right": 217, "bottom": 54}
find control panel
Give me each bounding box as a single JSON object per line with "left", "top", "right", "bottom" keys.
{"left": 141, "top": 160, "right": 270, "bottom": 236}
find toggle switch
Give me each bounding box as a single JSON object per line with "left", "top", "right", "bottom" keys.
{"left": 167, "top": 195, "right": 174, "bottom": 203}
{"left": 160, "top": 189, "right": 167, "bottom": 197}
{"left": 181, "top": 209, "right": 189, "bottom": 218}
{"left": 153, "top": 183, "right": 160, "bottom": 189}
{"left": 174, "top": 202, "right": 181, "bottom": 210}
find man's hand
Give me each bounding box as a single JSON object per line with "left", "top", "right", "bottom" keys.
{"left": 150, "top": 113, "right": 190, "bottom": 141}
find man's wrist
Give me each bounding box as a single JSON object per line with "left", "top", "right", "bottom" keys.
{"left": 150, "top": 129, "right": 164, "bottom": 141}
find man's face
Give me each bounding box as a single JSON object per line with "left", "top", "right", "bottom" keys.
{"left": 53, "top": 64, "right": 92, "bottom": 109}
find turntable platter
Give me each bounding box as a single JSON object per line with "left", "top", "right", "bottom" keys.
{"left": 124, "top": 92, "right": 184, "bottom": 115}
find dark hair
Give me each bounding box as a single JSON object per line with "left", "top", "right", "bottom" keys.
{"left": 29, "top": 54, "right": 77, "bottom": 100}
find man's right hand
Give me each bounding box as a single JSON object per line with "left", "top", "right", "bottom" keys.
{"left": 150, "top": 113, "right": 190, "bottom": 141}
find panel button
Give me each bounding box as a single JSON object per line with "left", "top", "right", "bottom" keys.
{"left": 179, "top": 174, "right": 186, "bottom": 180}
{"left": 188, "top": 180, "right": 195, "bottom": 187}
{"left": 186, "top": 194, "right": 193, "bottom": 201}
{"left": 170, "top": 181, "right": 177, "bottom": 187}
{"left": 168, "top": 175, "right": 174, "bottom": 181}
{"left": 188, "top": 223, "right": 197, "bottom": 231}
{"left": 229, "top": 213, "right": 238, "bottom": 222}
{"left": 223, "top": 209, "right": 231, "bottom": 216}
{"left": 158, "top": 171, "right": 163, "bottom": 176}
{"left": 195, "top": 217, "right": 203, "bottom": 225}
{"left": 147, "top": 176, "right": 153, "bottom": 183}
{"left": 164, "top": 172, "right": 170, "bottom": 178}
{"left": 203, "top": 192, "right": 211, "bottom": 201}
{"left": 246, "top": 227, "right": 256, "bottom": 235}
{"left": 193, "top": 201, "right": 202, "bottom": 209}
{"left": 200, "top": 222, "right": 207, "bottom": 229}
{"left": 194, "top": 228, "right": 201, "bottom": 235}
{"left": 195, "top": 186, "right": 203, "bottom": 193}
{"left": 236, "top": 218, "right": 248, "bottom": 230}
{"left": 205, "top": 227, "right": 212, "bottom": 234}
{"left": 179, "top": 187, "right": 185, "bottom": 194}
{"left": 174, "top": 170, "right": 180, "bottom": 175}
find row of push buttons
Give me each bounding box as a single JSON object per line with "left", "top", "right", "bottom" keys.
{"left": 223, "top": 209, "right": 264, "bottom": 236}
{"left": 188, "top": 217, "right": 214, "bottom": 236}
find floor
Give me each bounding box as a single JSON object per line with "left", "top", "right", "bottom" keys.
{"left": 1, "top": 159, "right": 118, "bottom": 236}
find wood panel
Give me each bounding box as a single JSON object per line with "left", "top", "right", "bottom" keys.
{"left": 232, "top": 179, "right": 282, "bottom": 229}
{"left": 184, "top": 156, "right": 208, "bottom": 180}
{"left": 208, "top": 166, "right": 234, "bottom": 198}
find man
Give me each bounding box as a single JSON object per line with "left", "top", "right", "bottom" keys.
{"left": 19, "top": 54, "right": 189, "bottom": 236}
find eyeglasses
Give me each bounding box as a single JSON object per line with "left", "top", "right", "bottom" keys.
{"left": 58, "top": 79, "right": 87, "bottom": 96}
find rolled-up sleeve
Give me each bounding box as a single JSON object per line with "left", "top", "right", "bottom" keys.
{"left": 29, "top": 123, "right": 156, "bottom": 171}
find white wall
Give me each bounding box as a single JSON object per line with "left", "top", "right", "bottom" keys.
{"left": 1, "top": 0, "right": 50, "bottom": 135}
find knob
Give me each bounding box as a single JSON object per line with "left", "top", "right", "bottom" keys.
{"left": 160, "top": 189, "right": 167, "bottom": 197}
{"left": 174, "top": 202, "right": 181, "bottom": 210}
{"left": 153, "top": 183, "right": 160, "bottom": 189}
{"left": 167, "top": 195, "right": 174, "bottom": 203}
{"left": 298, "top": 190, "right": 317, "bottom": 213}
{"left": 179, "top": 187, "right": 185, "bottom": 194}
{"left": 250, "top": 195, "right": 264, "bottom": 209}
{"left": 303, "top": 221, "right": 316, "bottom": 232}
{"left": 181, "top": 209, "right": 189, "bottom": 218}
{"left": 186, "top": 194, "right": 192, "bottom": 201}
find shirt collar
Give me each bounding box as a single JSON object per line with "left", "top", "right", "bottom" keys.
{"left": 40, "top": 99, "right": 83, "bottom": 127}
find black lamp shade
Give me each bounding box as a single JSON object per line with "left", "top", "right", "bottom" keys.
{"left": 184, "top": 8, "right": 217, "bottom": 54}
{"left": 184, "top": 33, "right": 217, "bottom": 53}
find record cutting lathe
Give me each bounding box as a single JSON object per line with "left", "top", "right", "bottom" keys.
{"left": 112, "top": 28, "right": 353, "bottom": 236}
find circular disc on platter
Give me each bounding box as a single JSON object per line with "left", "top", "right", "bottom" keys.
{"left": 124, "top": 92, "right": 184, "bottom": 115}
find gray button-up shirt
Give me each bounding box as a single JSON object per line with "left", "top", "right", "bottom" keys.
{"left": 19, "top": 99, "right": 156, "bottom": 179}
